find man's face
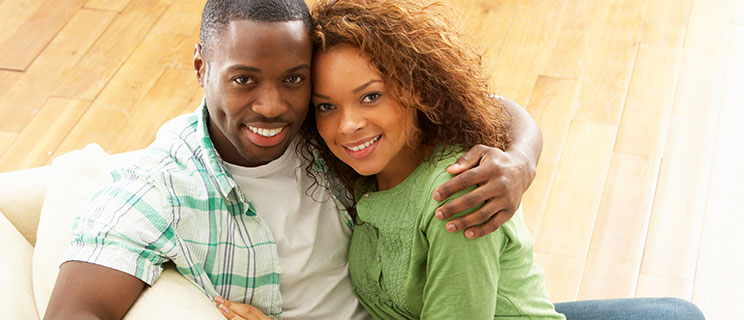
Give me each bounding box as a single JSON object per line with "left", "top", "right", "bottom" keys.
{"left": 194, "top": 20, "right": 312, "bottom": 167}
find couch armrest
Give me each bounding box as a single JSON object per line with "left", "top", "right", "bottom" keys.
{"left": 0, "top": 166, "right": 50, "bottom": 246}
{"left": 0, "top": 211, "right": 40, "bottom": 319}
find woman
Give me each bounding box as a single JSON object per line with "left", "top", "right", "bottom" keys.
{"left": 301, "top": 0, "right": 564, "bottom": 318}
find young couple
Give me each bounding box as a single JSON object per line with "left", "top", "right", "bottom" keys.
{"left": 213, "top": 0, "right": 563, "bottom": 318}
{"left": 45, "top": 0, "right": 705, "bottom": 319}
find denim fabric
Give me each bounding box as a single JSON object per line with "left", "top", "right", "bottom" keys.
{"left": 555, "top": 298, "right": 705, "bottom": 320}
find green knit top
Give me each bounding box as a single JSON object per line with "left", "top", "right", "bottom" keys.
{"left": 348, "top": 148, "right": 565, "bottom": 319}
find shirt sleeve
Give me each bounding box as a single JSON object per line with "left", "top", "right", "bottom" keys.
{"left": 63, "top": 169, "right": 177, "bottom": 285}
{"left": 420, "top": 172, "right": 504, "bottom": 319}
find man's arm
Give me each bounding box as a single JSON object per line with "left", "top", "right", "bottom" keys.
{"left": 44, "top": 261, "right": 146, "bottom": 320}
{"left": 432, "top": 97, "right": 542, "bottom": 238}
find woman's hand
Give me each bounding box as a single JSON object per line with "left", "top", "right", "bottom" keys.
{"left": 214, "top": 296, "right": 272, "bottom": 320}
{"left": 432, "top": 144, "right": 535, "bottom": 239}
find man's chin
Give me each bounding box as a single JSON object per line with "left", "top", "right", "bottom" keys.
{"left": 236, "top": 142, "right": 291, "bottom": 166}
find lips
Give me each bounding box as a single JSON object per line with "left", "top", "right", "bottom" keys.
{"left": 243, "top": 124, "right": 288, "bottom": 147}
{"left": 341, "top": 135, "right": 382, "bottom": 159}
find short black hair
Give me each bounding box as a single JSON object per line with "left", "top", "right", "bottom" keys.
{"left": 199, "top": 0, "right": 312, "bottom": 56}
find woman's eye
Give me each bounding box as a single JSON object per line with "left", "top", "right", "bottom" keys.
{"left": 316, "top": 103, "right": 335, "bottom": 112}
{"left": 285, "top": 75, "right": 304, "bottom": 84}
{"left": 234, "top": 77, "right": 255, "bottom": 85}
{"left": 361, "top": 92, "right": 381, "bottom": 103}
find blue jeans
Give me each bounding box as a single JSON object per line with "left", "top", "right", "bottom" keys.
{"left": 554, "top": 298, "right": 705, "bottom": 320}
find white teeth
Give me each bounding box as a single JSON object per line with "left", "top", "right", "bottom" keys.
{"left": 248, "top": 126, "right": 283, "bottom": 137}
{"left": 348, "top": 136, "right": 380, "bottom": 152}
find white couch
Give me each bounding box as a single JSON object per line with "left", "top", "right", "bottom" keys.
{"left": 0, "top": 145, "right": 223, "bottom": 319}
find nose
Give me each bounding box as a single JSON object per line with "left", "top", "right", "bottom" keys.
{"left": 251, "top": 84, "right": 287, "bottom": 119}
{"left": 338, "top": 106, "right": 365, "bottom": 134}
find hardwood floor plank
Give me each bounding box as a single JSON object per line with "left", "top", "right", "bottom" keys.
{"left": 577, "top": 152, "right": 660, "bottom": 300}
{"left": 488, "top": 0, "right": 565, "bottom": 105}
{"left": 448, "top": 0, "right": 516, "bottom": 68}
{"left": 535, "top": 121, "right": 616, "bottom": 258}
{"left": 635, "top": 274, "right": 693, "bottom": 299}
{"left": 81, "top": 32, "right": 193, "bottom": 116}
{"left": 0, "top": 0, "right": 43, "bottom": 46}
{"left": 84, "top": 0, "right": 131, "bottom": 12}
{"left": 48, "top": 106, "right": 129, "bottom": 157}
{"left": 0, "top": 131, "right": 18, "bottom": 164}
{"left": 0, "top": 98, "right": 90, "bottom": 172}
{"left": 541, "top": 0, "right": 589, "bottom": 80}
{"left": 615, "top": 44, "right": 682, "bottom": 158}
{"left": 0, "top": 70, "right": 22, "bottom": 97}
{"left": 53, "top": 0, "right": 173, "bottom": 101}
{"left": 572, "top": 0, "right": 647, "bottom": 126}
{"left": 0, "top": 0, "right": 86, "bottom": 71}
{"left": 691, "top": 188, "right": 744, "bottom": 319}
{"left": 535, "top": 252, "right": 585, "bottom": 303}
{"left": 151, "top": 0, "right": 205, "bottom": 38}
{"left": 521, "top": 76, "right": 581, "bottom": 238}
{"left": 640, "top": 0, "right": 733, "bottom": 282}
{"left": 0, "top": 8, "right": 116, "bottom": 132}
{"left": 641, "top": 0, "right": 692, "bottom": 47}
{"left": 691, "top": 30, "right": 744, "bottom": 317}
{"left": 53, "top": 66, "right": 197, "bottom": 158}
{"left": 106, "top": 68, "right": 201, "bottom": 154}
{"left": 708, "top": 26, "right": 744, "bottom": 191}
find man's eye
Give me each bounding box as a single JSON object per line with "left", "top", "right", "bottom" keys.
{"left": 316, "top": 103, "right": 335, "bottom": 112}
{"left": 285, "top": 75, "right": 304, "bottom": 84}
{"left": 361, "top": 92, "right": 381, "bottom": 103}
{"left": 234, "top": 77, "right": 255, "bottom": 85}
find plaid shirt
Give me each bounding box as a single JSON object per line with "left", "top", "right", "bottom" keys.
{"left": 64, "top": 100, "right": 354, "bottom": 318}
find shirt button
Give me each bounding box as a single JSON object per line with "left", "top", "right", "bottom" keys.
{"left": 363, "top": 193, "right": 370, "bottom": 198}
{"left": 275, "top": 266, "right": 283, "bottom": 274}
{"left": 253, "top": 216, "right": 261, "bottom": 222}
{"left": 376, "top": 256, "right": 381, "bottom": 263}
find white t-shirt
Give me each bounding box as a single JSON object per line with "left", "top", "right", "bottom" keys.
{"left": 223, "top": 142, "right": 369, "bottom": 320}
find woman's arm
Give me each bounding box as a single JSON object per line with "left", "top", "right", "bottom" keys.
{"left": 421, "top": 212, "right": 503, "bottom": 318}
{"left": 432, "top": 97, "right": 542, "bottom": 238}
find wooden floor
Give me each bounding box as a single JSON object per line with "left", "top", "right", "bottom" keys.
{"left": 0, "top": 0, "right": 741, "bottom": 318}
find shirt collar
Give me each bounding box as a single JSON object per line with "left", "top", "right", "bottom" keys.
{"left": 195, "top": 98, "right": 241, "bottom": 199}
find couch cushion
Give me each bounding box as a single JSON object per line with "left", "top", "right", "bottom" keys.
{"left": 33, "top": 144, "right": 220, "bottom": 319}
{"left": 0, "top": 165, "right": 51, "bottom": 246}
{"left": 0, "top": 210, "right": 40, "bottom": 319}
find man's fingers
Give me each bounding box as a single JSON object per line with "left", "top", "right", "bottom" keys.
{"left": 446, "top": 144, "right": 487, "bottom": 175}
{"left": 463, "top": 209, "right": 514, "bottom": 239}
{"left": 442, "top": 199, "right": 504, "bottom": 233}
{"left": 433, "top": 166, "right": 486, "bottom": 202}
{"left": 435, "top": 184, "right": 491, "bottom": 220}
{"left": 218, "top": 302, "right": 240, "bottom": 320}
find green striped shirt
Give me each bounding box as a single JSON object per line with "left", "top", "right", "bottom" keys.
{"left": 64, "top": 100, "right": 353, "bottom": 318}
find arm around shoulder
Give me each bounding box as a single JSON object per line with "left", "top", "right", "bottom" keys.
{"left": 44, "top": 261, "right": 146, "bottom": 320}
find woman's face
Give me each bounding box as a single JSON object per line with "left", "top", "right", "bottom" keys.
{"left": 311, "top": 45, "right": 420, "bottom": 188}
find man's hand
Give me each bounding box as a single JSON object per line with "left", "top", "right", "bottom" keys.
{"left": 214, "top": 296, "right": 272, "bottom": 320}
{"left": 433, "top": 144, "right": 535, "bottom": 239}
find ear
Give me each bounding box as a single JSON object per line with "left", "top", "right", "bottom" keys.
{"left": 194, "top": 43, "right": 206, "bottom": 87}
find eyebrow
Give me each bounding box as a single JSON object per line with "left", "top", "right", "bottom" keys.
{"left": 225, "top": 64, "right": 310, "bottom": 74}
{"left": 353, "top": 79, "right": 383, "bottom": 93}
{"left": 313, "top": 79, "right": 383, "bottom": 100}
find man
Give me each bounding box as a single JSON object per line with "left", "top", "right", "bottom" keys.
{"left": 43, "top": 0, "right": 542, "bottom": 319}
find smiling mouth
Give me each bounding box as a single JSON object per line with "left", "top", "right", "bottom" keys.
{"left": 344, "top": 135, "right": 381, "bottom": 152}
{"left": 247, "top": 126, "right": 284, "bottom": 137}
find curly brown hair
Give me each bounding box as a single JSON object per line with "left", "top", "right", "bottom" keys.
{"left": 298, "top": 0, "right": 511, "bottom": 201}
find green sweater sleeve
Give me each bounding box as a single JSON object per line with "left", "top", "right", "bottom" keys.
{"left": 420, "top": 173, "right": 505, "bottom": 319}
